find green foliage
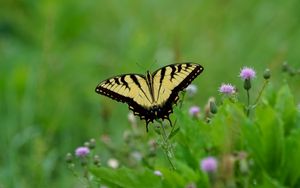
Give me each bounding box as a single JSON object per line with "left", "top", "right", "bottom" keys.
{"left": 91, "top": 167, "right": 162, "bottom": 188}
{"left": 86, "top": 84, "right": 300, "bottom": 188}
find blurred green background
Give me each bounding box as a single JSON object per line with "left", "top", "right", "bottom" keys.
{"left": 1, "top": 0, "right": 300, "bottom": 187}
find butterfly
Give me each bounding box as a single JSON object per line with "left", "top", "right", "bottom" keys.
{"left": 95, "top": 63, "right": 204, "bottom": 131}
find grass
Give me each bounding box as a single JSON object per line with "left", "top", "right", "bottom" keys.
{"left": 1, "top": 0, "right": 300, "bottom": 187}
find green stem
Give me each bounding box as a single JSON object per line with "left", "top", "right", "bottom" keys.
{"left": 179, "top": 91, "right": 186, "bottom": 108}
{"left": 246, "top": 89, "right": 250, "bottom": 117}
{"left": 167, "top": 122, "right": 177, "bottom": 140}
{"left": 83, "top": 166, "right": 91, "bottom": 187}
{"left": 244, "top": 176, "right": 249, "bottom": 188}
{"left": 254, "top": 80, "right": 269, "bottom": 106}
{"left": 68, "top": 164, "right": 89, "bottom": 187}
{"left": 159, "top": 121, "right": 176, "bottom": 170}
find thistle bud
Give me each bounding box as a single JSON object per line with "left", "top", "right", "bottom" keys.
{"left": 237, "top": 151, "right": 249, "bottom": 175}
{"left": 89, "top": 138, "right": 96, "bottom": 149}
{"left": 239, "top": 159, "right": 249, "bottom": 175}
{"left": 84, "top": 141, "right": 90, "bottom": 148}
{"left": 282, "top": 62, "right": 289, "bottom": 72}
{"left": 209, "top": 100, "right": 218, "bottom": 114}
{"left": 289, "top": 69, "right": 296, "bottom": 77}
{"left": 93, "top": 155, "right": 101, "bottom": 166}
{"left": 263, "top": 69, "right": 271, "bottom": 80}
{"left": 243, "top": 79, "right": 251, "bottom": 90}
{"left": 65, "top": 153, "right": 73, "bottom": 163}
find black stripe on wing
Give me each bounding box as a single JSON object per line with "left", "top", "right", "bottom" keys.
{"left": 95, "top": 74, "right": 154, "bottom": 124}
{"left": 170, "top": 65, "right": 177, "bottom": 80}
{"left": 120, "top": 76, "right": 130, "bottom": 90}
{"left": 152, "top": 63, "right": 204, "bottom": 114}
{"left": 96, "top": 85, "right": 152, "bottom": 121}
{"left": 167, "top": 63, "right": 204, "bottom": 105}
{"left": 156, "top": 67, "right": 166, "bottom": 101}
{"left": 129, "top": 75, "right": 152, "bottom": 103}
{"left": 95, "top": 74, "right": 144, "bottom": 103}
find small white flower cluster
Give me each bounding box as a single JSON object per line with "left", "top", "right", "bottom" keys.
{"left": 186, "top": 84, "right": 198, "bottom": 97}
{"left": 107, "top": 158, "right": 119, "bottom": 169}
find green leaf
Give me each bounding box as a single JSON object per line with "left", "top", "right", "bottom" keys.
{"left": 174, "top": 160, "right": 199, "bottom": 181}
{"left": 158, "top": 162, "right": 208, "bottom": 187}
{"left": 281, "top": 129, "right": 300, "bottom": 187}
{"left": 174, "top": 107, "right": 210, "bottom": 167}
{"left": 167, "top": 127, "right": 180, "bottom": 140}
{"left": 275, "top": 84, "right": 298, "bottom": 135}
{"left": 240, "top": 119, "right": 264, "bottom": 166}
{"left": 262, "top": 83, "right": 277, "bottom": 107}
{"left": 91, "top": 167, "right": 162, "bottom": 188}
{"left": 255, "top": 104, "right": 284, "bottom": 177}
{"left": 256, "top": 172, "right": 286, "bottom": 188}
{"left": 209, "top": 100, "right": 246, "bottom": 152}
{"left": 158, "top": 166, "right": 191, "bottom": 187}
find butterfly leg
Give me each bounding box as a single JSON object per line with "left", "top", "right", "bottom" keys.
{"left": 145, "top": 120, "right": 151, "bottom": 132}
{"left": 166, "top": 118, "right": 172, "bottom": 127}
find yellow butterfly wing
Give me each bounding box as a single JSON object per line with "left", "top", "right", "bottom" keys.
{"left": 95, "top": 74, "right": 153, "bottom": 118}
{"left": 152, "top": 63, "right": 204, "bottom": 107}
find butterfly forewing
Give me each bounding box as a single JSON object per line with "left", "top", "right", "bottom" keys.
{"left": 152, "top": 63, "right": 203, "bottom": 105}
{"left": 95, "top": 74, "right": 153, "bottom": 108}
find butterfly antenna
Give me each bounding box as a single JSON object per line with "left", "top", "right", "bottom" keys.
{"left": 148, "top": 59, "right": 157, "bottom": 72}
{"left": 135, "top": 62, "right": 146, "bottom": 72}
{"left": 135, "top": 60, "right": 157, "bottom": 72}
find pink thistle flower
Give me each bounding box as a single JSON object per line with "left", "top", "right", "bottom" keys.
{"left": 219, "top": 83, "right": 235, "bottom": 94}
{"left": 200, "top": 157, "right": 218, "bottom": 173}
{"left": 75, "top": 147, "right": 90, "bottom": 157}
{"left": 239, "top": 67, "right": 256, "bottom": 80}
{"left": 189, "top": 106, "right": 200, "bottom": 117}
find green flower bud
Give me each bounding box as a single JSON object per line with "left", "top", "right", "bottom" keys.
{"left": 89, "top": 138, "right": 96, "bottom": 149}
{"left": 239, "top": 159, "right": 249, "bottom": 175}
{"left": 65, "top": 153, "right": 73, "bottom": 163}
{"left": 84, "top": 141, "right": 90, "bottom": 148}
{"left": 243, "top": 79, "right": 251, "bottom": 90}
{"left": 289, "top": 69, "right": 296, "bottom": 77}
{"left": 263, "top": 69, "right": 271, "bottom": 80}
{"left": 282, "top": 62, "right": 289, "bottom": 72}
{"left": 209, "top": 100, "right": 218, "bottom": 114}
{"left": 93, "top": 155, "right": 101, "bottom": 166}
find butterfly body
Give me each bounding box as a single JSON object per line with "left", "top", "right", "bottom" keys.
{"left": 95, "top": 63, "right": 204, "bottom": 131}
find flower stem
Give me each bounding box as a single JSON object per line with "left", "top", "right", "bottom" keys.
{"left": 67, "top": 164, "right": 89, "bottom": 187}
{"left": 254, "top": 80, "right": 269, "bottom": 106}
{"left": 246, "top": 89, "right": 250, "bottom": 117}
{"left": 159, "top": 121, "right": 176, "bottom": 170}
{"left": 179, "top": 91, "right": 186, "bottom": 108}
